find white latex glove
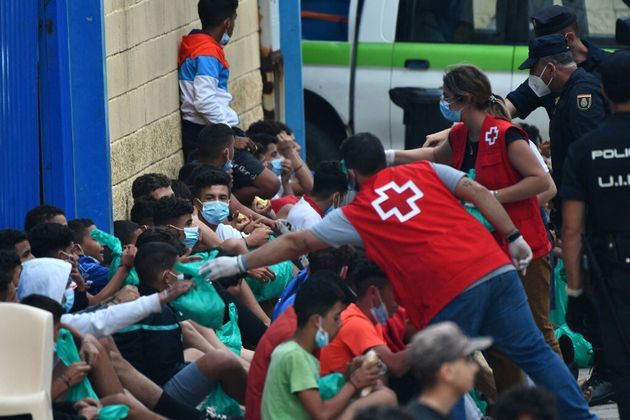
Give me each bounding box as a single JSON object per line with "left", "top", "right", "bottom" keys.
{"left": 508, "top": 236, "right": 533, "bottom": 275}
{"left": 199, "top": 256, "right": 246, "bottom": 281}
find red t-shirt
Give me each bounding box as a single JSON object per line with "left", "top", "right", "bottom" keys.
{"left": 245, "top": 306, "right": 298, "bottom": 420}
{"left": 319, "top": 304, "right": 387, "bottom": 375}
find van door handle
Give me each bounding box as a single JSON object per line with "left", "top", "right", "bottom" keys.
{"left": 404, "top": 59, "right": 430, "bottom": 70}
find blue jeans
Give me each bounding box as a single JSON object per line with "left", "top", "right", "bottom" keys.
{"left": 431, "top": 269, "right": 595, "bottom": 420}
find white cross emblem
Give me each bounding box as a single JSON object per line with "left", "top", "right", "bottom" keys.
{"left": 485, "top": 126, "right": 499, "bottom": 146}
{"left": 371, "top": 181, "right": 424, "bottom": 222}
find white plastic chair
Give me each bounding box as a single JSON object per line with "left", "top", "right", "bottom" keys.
{"left": 0, "top": 303, "right": 53, "bottom": 420}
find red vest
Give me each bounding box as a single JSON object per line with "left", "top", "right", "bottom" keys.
{"left": 450, "top": 116, "right": 551, "bottom": 259}
{"left": 342, "top": 161, "right": 511, "bottom": 328}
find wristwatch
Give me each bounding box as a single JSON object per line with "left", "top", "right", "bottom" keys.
{"left": 506, "top": 230, "right": 522, "bottom": 243}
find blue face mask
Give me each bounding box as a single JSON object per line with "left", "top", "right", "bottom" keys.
{"left": 270, "top": 159, "right": 283, "bottom": 176}
{"left": 439, "top": 98, "right": 462, "bottom": 123}
{"left": 220, "top": 32, "right": 231, "bottom": 46}
{"left": 370, "top": 302, "right": 389, "bottom": 325}
{"left": 315, "top": 319, "right": 330, "bottom": 348}
{"left": 183, "top": 226, "right": 199, "bottom": 249}
{"left": 201, "top": 201, "right": 230, "bottom": 225}
{"left": 63, "top": 288, "right": 75, "bottom": 312}
{"left": 223, "top": 159, "right": 234, "bottom": 171}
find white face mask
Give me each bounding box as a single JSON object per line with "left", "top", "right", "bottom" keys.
{"left": 527, "top": 64, "right": 553, "bottom": 98}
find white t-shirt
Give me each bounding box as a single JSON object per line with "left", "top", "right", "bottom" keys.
{"left": 528, "top": 140, "right": 549, "bottom": 173}
{"left": 287, "top": 197, "right": 323, "bottom": 232}
{"left": 216, "top": 223, "right": 245, "bottom": 241}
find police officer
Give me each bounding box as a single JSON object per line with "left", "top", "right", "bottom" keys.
{"left": 505, "top": 4, "right": 611, "bottom": 120}
{"left": 561, "top": 50, "right": 630, "bottom": 419}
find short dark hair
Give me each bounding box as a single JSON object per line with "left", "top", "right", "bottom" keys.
{"left": 350, "top": 260, "right": 389, "bottom": 298}
{"left": 135, "top": 242, "right": 179, "bottom": 286}
{"left": 249, "top": 133, "right": 278, "bottom": 155}
{"left": 131, "top": 173, "right": 171, "bottom": 200}
{"left": 601, "top": 50, "right": 630, "bottom": 104}
{"left": 152, "top": 196, "right": 194, "bottom": 226}
{"left": 68, "top": 219, "right": 95, "bottom": 245}
{"left": 340, "top": 133, "right": 386, "bottom": 176}
{"left": 113, "top": 220, "right": 140, "bottom": 246}
{"left": 190, "top": 167, "right": 231, "bottom": 198}
{"left": 171, "top": 179, "right": 193, "bottom": 201}
{"left": 197, "top": 123, "right": 234, "bottom": 160}
{"left": 295, "top": 272, "right": 345, "bottom": 327}
{"left": 519, "top": 123, "right": 542, "bottom": 145}
{"left": 28, "top": 222, "right": 74, "bottom": 258}
{"left": 247, "top": 120, "right": 283, "bottom": 137}
{"left": 178, "top": 162, "right": 202, "bottom": 184}
{"left": 494, "top": 386, "right": 556, "bottom": 420}
{"left": 130, "top": 197, "right": 156, "bottom": 226}
{"left": 136, "top": 227, "right": 186, "bottom": 256}
{"left": 0, "top": 251, "right": 20, "bottom": 300}
{"left": 24, "top": 204, "right": 65, "bottom": 232}
{"left": 0, "top": 229, "right": 28, "bottom": 251}
{"left": 198, "top": 0, "right": 238, "bottom": 29}
{"left": 354, "top": 406, "right": 413, "bottom": 420}
{"left": 308, "top": 246, "right": 355, "bottom": 274}
{"left": 311, "top": 161, "right": 348, "bottom": 198}
{"left": 21, "top": 294, "right": 64, "bottom": 324}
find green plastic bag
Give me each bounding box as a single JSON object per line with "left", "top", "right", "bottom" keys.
{"left": 469, "top": 389, "right": 488, "bottom": 415}
{"left": 98, "top": 404, "right": 129, "bottom": 420}
{"left": 56, "top": 328, "right": 99, "bottom": 402}
{"left": 246, "top": 259, "right": 295, "bottom": 302}
{"left": 216, "top": 303, "right": 242, "bottom": 355}
{"left": 550, "top": 259, "right": 568, "bottom": 326}
{"left": 171, "top": 261, "right": 225, "bottom": 329}
{"left": 462, "top": 170, "right": 495, "bottom": 232}
{"left": 318, "top": 373, "right": 346, "bottom": 400}
{"left": 555, "top": 324, "right": 594, "bottom": 368}
{"left": 90, "top": 228, "right": 139, "bottom": 287}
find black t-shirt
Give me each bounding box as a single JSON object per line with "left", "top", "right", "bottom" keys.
{"left": 232, "top": 150, "right": 265, "bottom": 191}
{"left": 406, "top": 402, "right": 452, "bottom": 420}
{"left": 456, "top": 127, "right": 524, "bottom": 175}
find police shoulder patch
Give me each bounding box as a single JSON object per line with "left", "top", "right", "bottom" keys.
{"left": 577, "top": 94, "right": 592, "bottom": 111}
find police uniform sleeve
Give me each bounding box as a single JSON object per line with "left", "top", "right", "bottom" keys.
{"left": 560, "top": 140, "right": 588, "bottom": 202}
{"left": 568, "top": 89, "right": 607, "bottom": 142}
{"left": 506, "top": 80, "right": 545, "bottom": 119}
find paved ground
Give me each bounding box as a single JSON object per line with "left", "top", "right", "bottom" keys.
{"left": 580, "top": 369, "right": 618, "bottom": 419}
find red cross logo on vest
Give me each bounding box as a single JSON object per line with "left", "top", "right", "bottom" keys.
{"left": 485, "top": 126, "right": 499, "bottom": 146}
{"left": 371, "top": 181, "right": 424, "bottom": 222}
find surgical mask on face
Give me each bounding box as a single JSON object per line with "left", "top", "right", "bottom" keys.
{"left": 528, "top": 64, "right": 553, "bottom": 98}
{"left": 220, "top": 32, "right": 231, "bottom": 46}
{"left": 439, "top": 98, "right": 462, "bottom": 123}
{"left": 201, "top": 201, "right": 230, "bottom": 225}
{"left": 324, "top": 193, "right": 341, "bottom": 216}
{"left": 167, "top": 271, "right": 185, "bottom": 282}
{"left": 63, "top": 288, "right": 75, "bottom": 312}
{"left": 223, "top": 159, "right": 234, "bottom": 171}
{"left": 182, "top": 226, "right": 199, "bottom": 249}
{"left": 270, "top": 159, "right": 283, "bottom": 176}
{"left": 370, "top": 290, "right": 389, "bottom": 325}
{"left": 315, "top": 318, "right": 330, "bottom": 348}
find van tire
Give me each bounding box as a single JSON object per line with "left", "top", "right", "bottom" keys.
{"left": 305, "top": 120, "right": 341, "bottom": 167}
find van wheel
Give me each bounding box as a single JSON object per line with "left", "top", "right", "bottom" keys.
{"left": 305, "top": 121, "right": 341, "bottom": 167}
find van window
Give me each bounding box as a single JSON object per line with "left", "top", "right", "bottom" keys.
{"left": 301, "top": 0, "right": 351, "bottom": 41}
{"left": 396, "top": 0, "right": 529, "bottom": 44}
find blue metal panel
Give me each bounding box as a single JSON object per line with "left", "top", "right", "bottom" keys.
{"left": 0, "top": 0, "right": 41, "bottom": 229}
{"left": 279, "top": 0, "right": 306, "bottom": 158}
{"left": 39, "top": 0, "right": 113, "bottom": 231}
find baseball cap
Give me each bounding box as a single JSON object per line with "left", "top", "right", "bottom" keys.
{"left": 519, "top": 34, "right": 570, "bottom": 70}
{"left": 409, "top": 322, "right": 492, "bottom": 382}
{"left": 532, "top": 5, "right": 577, "bottom": 36}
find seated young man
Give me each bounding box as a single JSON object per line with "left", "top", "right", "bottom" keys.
{"left": 131, "top": 173, "right": 174, "bottom": 201}
{"left": 0, "top": 250, "right": 21, "bottom": 302}
{"left": 261, "top": 272, "right": 396, "bottom": 420}
{"left": 287, "top": 161, "right": 348, "bottom": 232}
{"left": 0, "top": 228, "right": 34, "bottom": 261}
{"left": 246, "top": 247, "right": 355, "bottom": 420}
{"left": 114, "top": 242, "right": 247, "bottom": 407}
{"left": 24, "top": 204, "right": 68, "bottom": 231}
{"left": 406, "top": 322, "right": 492, "bottom": 420}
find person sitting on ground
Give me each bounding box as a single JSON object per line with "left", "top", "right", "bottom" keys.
{"left": 287, "top": 161, "right": 347, "bottom": 232}
{"left": 406, "top": 322, "right": 492, "bottom": 420}
{"left": 114, "top": 242, "right": 247, "bottom": 408}
{"left": 320, "top": 261, "right": 416, "bottom": 402}
{"left": 261, "top": 273, "right": 397, "bottom": 420}
{"left": 194, "top": 123, "right": 280, "bottom": 207}
{"left": 131, "top": 173, "right": 174, "bottom": 201}
{"left": 493, "top": 385, "right": 556, "bottom": 420}
{"left": 0, "top": 250, "right": 21, "bottom": 303}
{"left": 24, "top": 204, "right": 68, "bottom": 231}
{"left": 0, "top": 228, "right": 34, "bottom": 262}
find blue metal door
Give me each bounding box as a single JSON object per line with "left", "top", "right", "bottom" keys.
{"left": 0, "top": 0, "right": 42, "bottom": 229}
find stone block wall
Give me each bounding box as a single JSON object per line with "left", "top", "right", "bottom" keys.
{"left": 104, "top": 0, "right": 263, "bottom": 219}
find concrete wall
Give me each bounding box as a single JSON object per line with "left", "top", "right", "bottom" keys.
{"left": 104, "top": 0, "right": 263, "bottom": 219}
